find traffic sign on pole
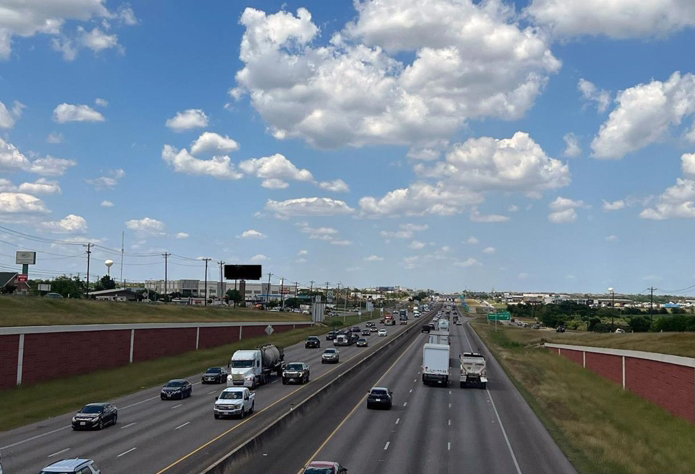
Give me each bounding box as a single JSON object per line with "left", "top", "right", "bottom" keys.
{"left": 265, "top": 325, "right": 274, "bottom": 335}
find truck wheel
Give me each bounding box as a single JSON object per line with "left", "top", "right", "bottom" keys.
{"left": 250, "top": 402, "right": 255, "bottom": 413}
{"left": 214, "top": 414, "right": 219, "bottom": 419}
{"left": 460, "top": 381, "right": 465, "bottom": 389}
{"left": 240, "top": 407, "right": 245, "bottom": 419}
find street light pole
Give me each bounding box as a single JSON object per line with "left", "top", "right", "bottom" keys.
{"left": 608, "top": 287, "right": 615, "bottom": 332}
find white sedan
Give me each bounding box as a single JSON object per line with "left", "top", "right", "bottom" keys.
{"left": 378, "top": 329, "right": 387, "bottom": 337}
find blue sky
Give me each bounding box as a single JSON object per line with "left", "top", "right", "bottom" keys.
{"left": 1, "top": 0, "right": 695, "bottom": 295}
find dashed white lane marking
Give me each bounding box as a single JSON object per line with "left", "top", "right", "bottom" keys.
{"left": 48, "top": 448, "right": 70, "bottom": 457}
{"left": 207, "top": 390, "right": 217, "bottom": 394}
{"left": 448, "top": 442, "right": 451, "bottom": 451}
{"left": 174, "top": 422, "right": 190, "bottom": 430}
{"left": 448, "top": 419, "right": 451, "bottom": 426}
{"left": 409, "top": 389, "right": 413, "bottom": 393}
{"left": 171, "top": 404, "right": 182, "bottom": 409}
{"left": 403, "top": 402, "right": 407, "bottom": 407}
{"left": 448, "top": 403, "right": 452, "bottom": 408}
{"left": 117, "top": 447, "right": 137, "bottom": 458}
{"left": 395, "top": 418, "right": 400, "bottom": 425}
{"left": 488, "top": 389, "right": 523, "bottom": 474}
{"left": 0, "top": 426, "right": 70, "bottom": 450}
{"left": 120, "top": 422, "right": 137, "bottom": 430}
{"left": 384, "top": 442, "right": 390, "bottom": 450}
{"left": 121, "top": 395, "right": 161, "bottom": 410}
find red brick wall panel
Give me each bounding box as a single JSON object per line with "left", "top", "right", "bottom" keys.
{"left": 585, "top": 352, "right": 622, "bottom": 385}
{"left": 133, "top": 328, "right": 196, "bottom": 362}
{"left": 198, "top": 326, "right": 240, "bottom": 349}
{"left": 21, "top": 330, "right": 130, "bottom": 385}
{"left": 0, "top": 335, "right": 19, "bottom": 389}
{"left": 626, "top": 357, "right": 695, "bottom": 422}
{"left": 560, "top": 348, "right": 584, "bottom": 366}
{"left": 241, "top": 325, "right": 268, "bottom": 340}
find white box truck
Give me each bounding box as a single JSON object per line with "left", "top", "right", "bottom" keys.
{"left": 437, "top": 318, "right": 450, "bottom": 332}
{"left": 428, "top": 330, "right": 450, "bottom": 345}
{"left": 422, "top": 343, "right": 450, "bottom": 386}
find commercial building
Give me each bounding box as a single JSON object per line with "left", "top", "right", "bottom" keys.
{"left": 143, "top": 280, "right": 298, "bottom": 301}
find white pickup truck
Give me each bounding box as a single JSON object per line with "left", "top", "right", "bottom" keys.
{"left": 459, "top": 352, "right": 488, "bottom": 389}
{"left": 214, "top": 387, "right": 255, "bottom": 419}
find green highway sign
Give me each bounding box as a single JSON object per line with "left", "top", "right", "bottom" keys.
{"left": 487, "top": 311, "right": 511, "bottom": 321}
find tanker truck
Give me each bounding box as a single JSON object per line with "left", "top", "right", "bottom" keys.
{"left": 228, "top": 344, "right": 285, "bottom": 389}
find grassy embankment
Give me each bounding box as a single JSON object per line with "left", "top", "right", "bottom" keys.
{"left": 0, "top": 296, "right": 310, "bottom": 326}
{"left": 0, "top": 306, "right": 383, "bottom": 431}
{"left": 472, "top": 319, "right": 695, "bottom": 474}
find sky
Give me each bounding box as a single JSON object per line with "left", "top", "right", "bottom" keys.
{"left": 1, "top": 0, "right": 695, "bottom": 295}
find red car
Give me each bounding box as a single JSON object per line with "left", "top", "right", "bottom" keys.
{"left": 302, "top": 461, "right": 348, "bottom": 474}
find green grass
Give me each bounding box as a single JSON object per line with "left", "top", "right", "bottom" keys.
{"left": 496, "top": 322, "right": 695, "bottom": 358}
{"left": 0, "top": 296, "right": 310, "bottom": 326}
{"left": 0, "top": 326, "right": 324, "bottom": 432}
{"left": 472, "top": 319, "right": 695, "bottom": 474}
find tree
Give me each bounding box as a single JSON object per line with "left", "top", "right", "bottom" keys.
{"left": 94, "top": 275, "right": 116, "bottom": 291}
{"left": 0, "top": 284, "right": 16, "bottom": 294}
{"left": 628, "top": 316, "right": 651, "bottom": 332}
{"left": 51, "top": 276, "right": 86, "bottom": 298}
{"left": 284, "top": 297, "right": 300, "bottom": 309}
{"left": 226, "top": 289, "right": 242, "bottom": 306}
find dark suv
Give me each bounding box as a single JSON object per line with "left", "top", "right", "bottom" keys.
{"left": 305, "top": 336, "right": 321, "bottom": 348}
{"left": 367, "top": 387, "right": 393, "bottom": 410}
{"left": 72, "top": 403, "right": 118, "bottom": 430}
{"left": 202, "top": 367, "right": 228, "bottom": 384}
{"left": 282, "top": 362, "right": 310, "bottom": 384}
{"left": 326, "top": 330, "right": 337, "bottom": 340}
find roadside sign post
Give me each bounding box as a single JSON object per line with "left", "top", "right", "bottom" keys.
{"left": 358, "top": 310, "right": 362, "bottom": 322}
{"left": 265, "top": 325, "right": 274, "bottom": 336}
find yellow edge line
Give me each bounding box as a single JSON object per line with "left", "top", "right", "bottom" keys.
{"left": 295, "top": 331, "right": 423, "bottom": 474}
{"left": 156, "top": 324, "right": 404, "bottom": 473}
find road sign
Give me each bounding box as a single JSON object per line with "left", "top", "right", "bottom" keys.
{"left": 15, "top": 251, "right": 36, "bottom": 265}
{"left": 38, "top": 283, "right": 51, "bottom": 292}
{"left": 327, "top": 291, "right": 334, "bottom": 298}
{"left": 16, "top": 274, "right": 28, "bottom": 283}
{"left": 358, "top": 310, "right": 362, "bottom": 317}
{"left": 487, "top": 311, "right": 511, "bottom": 321}
{"left": 265, "top": 325, "right": 274, "bottom": 335}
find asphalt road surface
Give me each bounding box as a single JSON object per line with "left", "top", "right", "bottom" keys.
{"left": 0, "top": 309, "right": 430, "bottom": 474}
{"left": 236, "top": 312, "right": 578, "bottom": 474}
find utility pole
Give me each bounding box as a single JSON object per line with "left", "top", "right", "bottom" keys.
{"left": 202, "top": 258, "right": 212, "bottom": 306}
{"left": 84, "top": 243, "right": 92, "bottom": 297}
{"left": 267, "top": 273, "right": 273, "bottom": 306}
{"left": 218, "top": 260, "right": 224, "bottom": 303}
{"left": 310, "top": 280, "right": 314, "bottom": 293}
{"left": 649, "top": 287, "right": 656, "bottom": 326}
{"left": 120, "top": 231, "right": 124, "bottom": 288}
{"left": 163, "top": 252, "right": 170, "bottom": 301}
{"left": 280, "top": 277, "right": 285, "bottom": 311}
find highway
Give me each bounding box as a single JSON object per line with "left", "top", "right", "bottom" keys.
{"left": 0, "top": 311, "right": 425, "bottom": 474}
{"left": 235, "top": 311, "right": 578, "bottom": 474}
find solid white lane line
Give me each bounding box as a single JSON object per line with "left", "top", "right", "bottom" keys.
{"left": 48, "top": 448, "right": 70, "bottom": 457}
{"left": 120, "top": 422, "right": 137, "bottom": 430}
{"left": 175, "top": 422, "right": 190, "bottom": 430}
{"left": 0, "top": 426, "right": 70, "bottom": 450}
{"left": 448, "top": 442, "right": 451, "bottom": 451}
{"left": 384, "top": 442, "right": 390, "bottom": 450}
{"left": 171, "top": 404, "right": 182, "bottom": 409}
{"left": 207, "top": 390, "right": 217, "bottom": 394}
{"left": 395, "top": 418, "right": 400, "bottom": 425}
{"left": 117, "top": 447, "right": 137, "bottom": 458}
{"left": 487, "top": 390, "right": 522, "bottom": 474}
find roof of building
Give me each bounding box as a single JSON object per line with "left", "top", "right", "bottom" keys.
{"left": 0, "top": 272, "right": 17, "bottom": 287}
{"left": 88, "top": 288, "right": 135, "bottom": 296}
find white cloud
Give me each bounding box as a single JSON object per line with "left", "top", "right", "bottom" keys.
{"left": 250, "top": 254, "right": 269, "bottom": 262}
{"left": 591, "top": 72, "right": 695, "bottom": 159}
{"left": 483, "top": 246, "right": 496, "bottom": 254}
{"left": 165, "top": 109, "right": 209, "bottom": 132}
{"left": 331, "top": 239, "right": 353, "bottom": 246}
{"left": 0, "top": 179, "right": 14, "bottom": 192}
{"left": 297, "top": 249, "right": 308, "bottom": 256}
{"left": 364, "top": 255, "right": 384, "bottom": 262}
{"left": 0, "top": 192, "right": 49, "bottom": 215}
{"left": 640, "top": 178, "right": 695, "bottom": 220}
{"left": 455, "top": 258, "right": 482, "bottom": 268}
{"left": 360, "top": 181, "right": 482, "bottom": 217}
{"left": 233, "top": 4, "right": 559, "bottom": 149}
{"left": 95, "top": 98, "right": 108, "bottom": 107}
{"left": 578, "top": 79, "right": 611, "bottom": 113}
{"left": 238, "top": 229, "right": 267, "bottom": 239}
{"left": 563, "top": 133, "right": 581, "bottom": 158}
{"left": 0, "top": 100, "right": 24, "bottom": 128}
{"left": 0, "top": 138, "right": 76, "bottom": 176}
{"left": 116, "top": 5, "right": 138, "bottom": 26}
{"left": 78, "top": 27, "right": 120, "bottom": 54}
{"left": 525, "top": 0, "right": 695, "bottom": 39}
{"left": 18, "top": 178, "right": 61, "bottom": 195}
{"left": 175, "top": 232, "right": 189, "bottom": 239}
{"left": 380, "top": 223, "right": 428, "bottom": 240}
{"left": 682, "top": 153, "right": 695, "bottom": 176}
{"left": 299, "top": 224, "right": 339, "bottom": 241}
{"left": 87, "top": 169, "right": 125, "bottom": 190}
{"left": 518, "top": 272, "right": 530, "bottom": 280}
{"left": 605, "top": 235, "right": 619, "bottom": 242}
{"left": 41, "top": 214, "right": 87, "bottom": 234}
{"left": 265, "top": 197, "right": 355, "bottom": 218}
{"left": 465, "top": 236, "right": 479, "bottom": 244}
{"left": 319, "top": 179, "right": 350, "bottom": 193}
{"left": 415, "top": 132, "right": 570, "bottom": 197}
{"left": 407, "top": 147, "right": 442, "bottom": 161}
{"left": 296, "top": 258, "right": 307, "bottom": 264}
{"left": 409, "top": 240, "right": 425, "bottom": 250}
{"left": 508, "top": 205, "right": 519, "bottom": 212}
{"left": 239, "top": 154, "right": 314, "bottom": 189}
{"left": 548, "top": 197, "right": 587, "bottom": 223}
{"left": 47, "top": 132, "right": 64, "bottom": 144}
{"left": 190, "top": 132, "right": 240, "bottom": 155}
{"left": 470, "top": 209, "right": 509, "bottom": 223}
{"left": 602, "top": 199, "right": 626, "bottom": 211}
{"left": 125, "top": 217, "right": 166, "bottom": 237}
{"left": 100, "top": 200, "right": 114, "bottom": 207}
{"left": 53, "top": 103, "right": 105, "bottom": 123}
{"left": 161, "top": 145, "right": 243, "bottom": 180}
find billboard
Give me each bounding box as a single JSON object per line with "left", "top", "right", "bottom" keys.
{"left": 377, "top": 286, "right": 395, "bottom": 291}
{"left": 224, "top": 264, "right": 262, "bottom": 280}
{"left": 16, "top": 274, "right": 28, "bottom": 283}
{"left": 16, "top": 251, "right": 36, "bottom": 265}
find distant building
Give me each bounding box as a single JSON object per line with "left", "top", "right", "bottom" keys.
{"left": 0, "top": 272, "right": 18, "bottom": 292}
{"left": 143, "top": 280, "right": 298, "bottom": 302}
{"left": 88, "top": 288, "right": 138, "bottom": 301}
